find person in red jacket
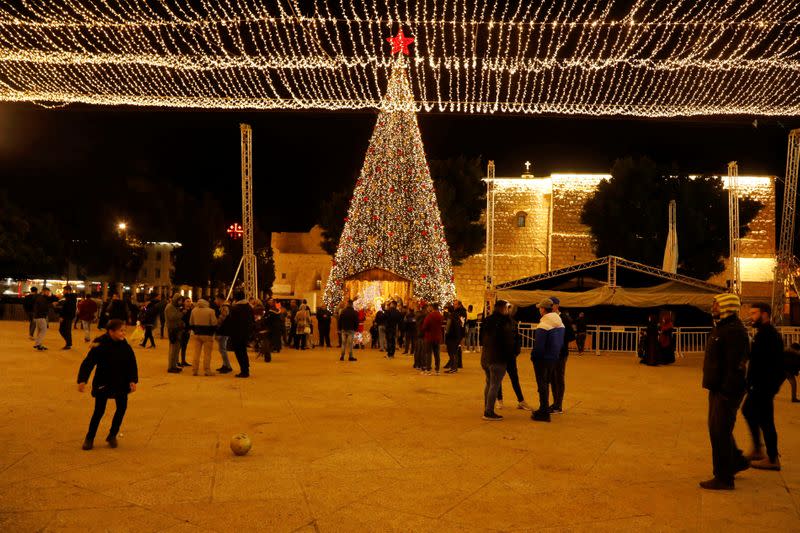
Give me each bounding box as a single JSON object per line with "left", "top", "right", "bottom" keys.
{"left": 421, "top": 303, "right": 444, "bottom": 374}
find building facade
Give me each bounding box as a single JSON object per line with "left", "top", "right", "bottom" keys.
{"left": 271, "top": 226, "right": 332, "bottom": 310}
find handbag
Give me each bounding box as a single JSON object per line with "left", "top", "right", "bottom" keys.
{"left": 304, "top": 325, "right": 311, "bottom": 334}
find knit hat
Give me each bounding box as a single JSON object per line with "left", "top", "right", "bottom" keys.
{"left": 538, "top": 298, "right": 554, "bottom": 311}
{"left": 550, "top": 296, "right": 560, "bottom": 306}
{"left": 714, "top": 293, "right": 741, "bottom": 318}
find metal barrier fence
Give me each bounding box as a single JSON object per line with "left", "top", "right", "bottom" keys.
{"left": 514, "top": 323, "right": 712, "bottom": 357}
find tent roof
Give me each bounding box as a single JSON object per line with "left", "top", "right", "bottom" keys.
{"left": 495, "top": 256, "right": 725, "bottom": 310}
{"left": 495, "top": 256, "right": 725, "bottom": 293}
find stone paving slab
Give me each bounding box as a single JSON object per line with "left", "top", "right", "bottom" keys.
{"left": 0, "top": 320, "right": 799, "bottom": 532}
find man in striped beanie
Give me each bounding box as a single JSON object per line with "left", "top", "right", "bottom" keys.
{"left": 700, "top": 292, "right": 750, "bottom": 490}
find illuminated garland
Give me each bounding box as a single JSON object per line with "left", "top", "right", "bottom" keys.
{"left": 323, "top": 54, "right": 455, "bottom": 310}
{"left": 0, "top": 1, "right": 798, "bottom": 116}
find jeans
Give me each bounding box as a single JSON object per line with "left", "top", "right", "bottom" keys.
{"left": 414, "top": 338, "right": 425, "bottom": 368}
{"left": 708, "top": 391, "right": 745, "bottom": 483}
{"left": 86, "top": 393, "right": 128, "bottom": 440}
{"left": 378, "top": 325, "right": 386, "bottom": 351}
{"left": 81, "top": 320, "right": 93, "bottom": 342}
{"left": 498, "top": 355, "right": 525, "bottom": 402}
{"left": 552, "top": 355, "right": 568, "bottom": 409}
{"left": 141, "top": 325, "right": 156, "bottom": 347}
{"left": 576, "top": 333, "right": 587, "bottom": 353}
{"left": 445, "top": 339, "right": 461, "bottom": 369}
{"left": 466, "top": 325, "right": 477, "bottom": 351}
{"left": 483, "top": 364, "right": 507, "bottom": 415}
{"left": 533, "top": 359, "right": 557, "bottom": 413}
{"left": 386, "top": 329, "right": 397, "bottom": 357}
{"left": 231, "top": 340, "right": 250, "bottom": 375}
{"left": 167, "top": 329, "right": 181, "bottom": 370}
{"left": 742, "top": 391, "right": 779, "bottom": 460}
{"left": 319, "top": 326, "right": 331, "bottom": 347}
{"left": 59, "top": 317, "right": 73, "bottom": 347}
{"left": 33, "top": 318, "right": 48, "bottom": 347}
{"left": 340, "top": 330, "right": 355, "bottom": 358}
{"left": 425, "top": 341, "right": 441, "bottom": 371}
{"left": 180, "top": 330, "right": 190, "bottom": 363}
{"left": 191, "top": 334, "right": 215, "bottom": 375}
{"left": 216, "top": 335, "right": 232, "bottom": 369}
{"left": 294, "top": 332, "right": 307, "bottom": 350}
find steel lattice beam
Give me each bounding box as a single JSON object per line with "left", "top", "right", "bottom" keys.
{"left": 496, "top": 255, "right": 724, "bottom": 293}
{"left": 483, "top": 160, "right": 496, "bottom": 313}
{"left": 772, "top": 129, "right": 800, "bottom": 325}
{"left": 240, "top": 123, "right": 258, "bottom": 300}
{"left": 728, "top": 161, "right": 741, "bottom": 295}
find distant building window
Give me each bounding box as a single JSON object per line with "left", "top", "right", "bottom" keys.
{"left": 156, "top": 251, "right": 162, "bottom": 261}
{"left": 155, "top": 268, "right": 161, "bottom": 279}
{"left": 516, "top": 211, "right": 527, "bottom": 227}
{"left": 281, "top": 273, "right": 287, "bottom": 279}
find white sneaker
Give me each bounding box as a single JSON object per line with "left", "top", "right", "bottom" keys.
{"left": 496, "top": 400, "right": 504, "bottom": 410}
{"left": 517, "top": 401, "right": 532, "bottom": 411}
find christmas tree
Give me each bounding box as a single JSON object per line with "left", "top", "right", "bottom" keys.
{"left": 323, "top": 30, "right": 455, "bottom": 310}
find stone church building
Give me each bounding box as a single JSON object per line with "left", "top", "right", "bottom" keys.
{"left": 271, "top": 168, "right": 776, "bottom": 311}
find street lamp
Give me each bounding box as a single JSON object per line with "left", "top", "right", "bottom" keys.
{"left": 117, "top": 222, "right": 127, "bottom": 231}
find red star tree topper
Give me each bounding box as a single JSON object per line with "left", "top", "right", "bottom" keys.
{"left": 386, "top": 29, "right": 414, "bottom": 56}
{"left": 323, "top": 32, "right": 455, "bottom": 310}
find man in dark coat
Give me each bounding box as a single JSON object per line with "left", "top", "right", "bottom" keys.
{"left": 383, "top": 301, "right": 403, "bottom": 358}
{"left": 57, "top": 285, "right": 78, "bottom": 350}
{"left": 700, "top": 293, "right": 750, "bottom": 490}
{"left": 22, "top": 287, "right": 38, "bottom": 339}
{"left": 742, "top": 302, "right": 785, "bottom": 471}
{"left": 32, "top": 287, "right": 52, "bottom": 351}
{"left": 550, "top": 297, "right": 575, "bottom": 414}
{"left": 337, "top": 300, "right": 359, "bottom": 361}
{"left": 479, "top": 300, "right": 516, "bottom": 420}
{"left": 221, "top": 291, "right": 255, "bottom": 378}
{"left": 77, "top": 319, "right": 138, "bottom": 450}
{"left": 316, "top": 306, "right": 332, "bottom": 348}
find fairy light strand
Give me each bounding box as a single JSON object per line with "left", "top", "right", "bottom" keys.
{"left": 0, "top": 0, "right": 797, "bottom": 116}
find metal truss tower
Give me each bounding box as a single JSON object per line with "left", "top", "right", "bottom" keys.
{"left": 772, "top": 129, "right": 800, "bottom": 325}
{"left": 484, "top": 160, "right": 496, "bottom": 313}
{"left": 728, "top": 161, "right": 741, "bottom": 295}
{"left": 240, "top": 124, "right": 258, "bottom": 300}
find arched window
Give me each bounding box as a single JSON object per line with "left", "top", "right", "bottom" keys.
{"left": 516, "top": 211, "right": 527, "bottom": 228}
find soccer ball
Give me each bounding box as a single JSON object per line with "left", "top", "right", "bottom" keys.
{"left": 230, "top": 433, "right": 252, "bottom": 456}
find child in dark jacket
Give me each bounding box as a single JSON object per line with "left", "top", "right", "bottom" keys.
{"left": 77, "top": 319, "right": 138, "bottom": 450}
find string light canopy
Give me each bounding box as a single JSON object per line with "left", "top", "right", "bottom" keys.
{"left": 1, "top": 0, "right": 799, "bottom": 117}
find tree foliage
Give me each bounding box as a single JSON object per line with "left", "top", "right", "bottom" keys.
{"left": 430, "top": 156, "right": 486, "bottom": 265}
{"left": 318, "top": 156, "right": 485, "bottom": 265}
{"left": 0, "top": 191, "right": 66, "bottom": 278}
{"left": 581, "top": 157, "right": 763, "bottom": 280}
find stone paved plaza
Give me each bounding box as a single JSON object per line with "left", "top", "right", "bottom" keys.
{"left": 0, "top": 321, "right": 799, "bottom": 532}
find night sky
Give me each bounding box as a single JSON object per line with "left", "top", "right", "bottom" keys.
{"left": 0, "top": 101, "right": 798, "bottom": 233}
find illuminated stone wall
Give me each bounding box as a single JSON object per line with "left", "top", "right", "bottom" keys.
{"left": 549, "top": 174, "right": 609, "bottom": 270}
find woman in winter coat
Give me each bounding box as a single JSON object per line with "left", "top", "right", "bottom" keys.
{"left": 294, "top": 305, "right": 311, "bottom": 350}
{"left": 77, "top": 319, "right": 138, "bottom": 450}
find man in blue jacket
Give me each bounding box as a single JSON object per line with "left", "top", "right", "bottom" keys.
{"left": 531, "top": 299, "right": 565, "bottom": 422}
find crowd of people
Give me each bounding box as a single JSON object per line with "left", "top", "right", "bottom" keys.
{"left": 17, "top": 283, "right": 800, "bottom": 481}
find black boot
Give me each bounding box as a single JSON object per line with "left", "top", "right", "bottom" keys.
{"left": 81, "top": 438, "right": 93, "bottom": 450}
